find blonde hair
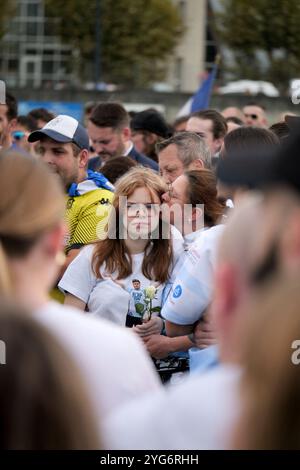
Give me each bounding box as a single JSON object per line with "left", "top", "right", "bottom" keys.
{"left": 92, "top": 166, "right": 173, "bottom": 283}
{"left": 0, "top": 302, "right": 100, "bottom": 449}
{"left": 233, "top": 273, "right": 300, "bottom": 449}
{"left": 0, "top": 151, "right": 65, "bottom": 295}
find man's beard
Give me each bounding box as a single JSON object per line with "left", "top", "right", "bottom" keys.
{"left": 98, "top": 152, "right": 114, "bottom": 163}
{"left": 0, "top": 129, "right": 6, "bottom": 147}
{"left": 98, "top": 141, "right": 126, "bottom": 162}
{"left": 61, "top": 171, "right": 80, "bottom": 193}
{"left": 141, "top": 137, "right": 157, "bottom": 161}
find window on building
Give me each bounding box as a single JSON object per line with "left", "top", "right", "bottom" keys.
{"left": 42, "top": 60, "right": 54, "bottom": 74}
{"left": 8, "top": 59, "right": 18, "bottom": 72}
{"left": 27, "top": 2, "right": 39, "bottom": 17}
{"left": 26, "top": 22, "right": 38, "bottom": 36}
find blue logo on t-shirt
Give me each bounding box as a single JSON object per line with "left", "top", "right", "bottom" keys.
{"left": 132, "top": 291, "right": 143, "bottom": 303}
{"left": 173, "top": 285, "right": 182, "bottom": 299}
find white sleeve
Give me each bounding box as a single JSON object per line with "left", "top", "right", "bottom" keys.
{"left": 102, "top": 365, "right": 240, "bottom": 450}
{"left": 58, "top": 244, "right": 97, "bottom": 303}
{"left": 37, "top": 303, "right": 161, "bottom": 420}
{"left": 162, "top": 226, "right": 223, "bottom": 325}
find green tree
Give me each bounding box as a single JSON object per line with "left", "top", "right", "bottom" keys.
{"left": 45, "top": 0, "right": 183, "bottom": 87}
{"left": 0, "top": 1, "right": 17, "bottom": 38}
{"left": 216, "top": 0, "right": 300, "bottom": 90}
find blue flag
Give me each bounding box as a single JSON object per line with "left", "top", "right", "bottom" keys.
{"left": 190, "top": 62, "right": 218, "bottom": 113}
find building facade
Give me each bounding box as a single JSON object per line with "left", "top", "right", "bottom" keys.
{"left": 1, "top": 0, "right": 74, "bottom": 89}
{"left": 166, "top": 0, "right": 218, "bottom": 93}
{"left": 0, "top": 0, "right": 218, "bottom": 93}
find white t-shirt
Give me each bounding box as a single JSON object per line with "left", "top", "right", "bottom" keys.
{"left": 170, "top": 228, "right": 209, "bottom": 280}
{"left": 103, "top": 364, "right": 241, "bottom": 450}
{"left": 34, "top": 301, "right": 161, "bottom": 422}
{"left": 162, "top": 225, "right": 224, "bottom": 325}
{"left": 183, "top": 228, "right": 205, "bottom": 248}
{"left": 59, "top": 231, "right": 184, "bottom": 326}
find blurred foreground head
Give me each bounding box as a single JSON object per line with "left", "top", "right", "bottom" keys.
{"left": 0, "top": 151, "right": 65, "bottom": 297}
{"left": 218, "top": 126, "right": 280, "bottom": 202}
{"left": 233, "top": 273, "right": 300, "bottom": 449}
{"left": 210, "top": 193, "right": 266, "bottom": 363}
{"left": 0, "top": 302, "right": 99, "bottom": 449}
{"left": 218, "top": 128, "right": 300, "bottom": 279}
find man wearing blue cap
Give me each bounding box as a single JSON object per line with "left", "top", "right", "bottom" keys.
{"left": 28, "top": 114, "right": 114, "bottom": 273}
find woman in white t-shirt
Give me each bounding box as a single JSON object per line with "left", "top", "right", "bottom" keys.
{"left": 60, "top": 167, "right": 184, "bottom": 330}
{"left": 141, "top": 169, "right": 225, "bottom": 364}
{"left": 162, "top": 168, "right": 225, "bottom": 249}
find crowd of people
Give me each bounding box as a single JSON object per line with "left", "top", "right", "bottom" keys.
{"left": 0, "top": 93, "right": 300, "bottom": 449}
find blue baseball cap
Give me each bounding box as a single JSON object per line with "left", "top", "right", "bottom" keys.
{"left": 28, "top": 114, "right": 89, "bottom": 150}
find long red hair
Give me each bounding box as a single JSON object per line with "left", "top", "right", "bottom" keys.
{"left": 92, "top": 167, "right": 173, "bottom": 284}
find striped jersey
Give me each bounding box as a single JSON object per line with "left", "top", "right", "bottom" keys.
{"left": 65, "top": 188, "right": 113, "bottom": 252}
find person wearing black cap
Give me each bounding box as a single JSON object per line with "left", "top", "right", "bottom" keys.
{"left": 130, "top": 108, "right": 172, "bottom": 162}
{"left": 217, "top": 126, "right": 280, "bottom": 204}
{"left": 28, "top": 114, "right": 114, "bottom": 275}
{"left": 217, "top": 128, "right": 300, "bottom": 283}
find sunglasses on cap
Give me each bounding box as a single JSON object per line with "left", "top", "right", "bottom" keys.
{"left": 12, "top": 131, "right": 26, "bottom": 140}
{"left": 244, "top": 113, "right": 258, "bottom": 120}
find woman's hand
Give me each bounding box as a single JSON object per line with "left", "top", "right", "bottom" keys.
{"left": 133, "top": 317, "right": 164, "bottom": 338}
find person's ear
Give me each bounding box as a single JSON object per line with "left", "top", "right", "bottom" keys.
{"left": 213, "top": 138, "right": 224, "bottom": 154}
{"left": 42, "top": 222, "right": 67, "bottom": 259}
{"left": 122, "top": 126, "right": 131, "bottom": 141}
{"left": 211, "top": 263, "right": 240, "bottom": 331}
{"left": 78, "top": 149, "right": 89, "bottom": 168}
{"left": 189, "top": 159, "right": 204, "bottom": 170}
{"left": 7, "top": 118, "right": 17, "bottom": 133}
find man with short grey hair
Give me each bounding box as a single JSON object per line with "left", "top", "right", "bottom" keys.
{"left": 156, "top": 131, "right": 211, "bottom": 183}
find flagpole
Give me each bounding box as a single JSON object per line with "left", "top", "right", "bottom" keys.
{"left": 206, "top": 53, "right": 221, "bottom": 106}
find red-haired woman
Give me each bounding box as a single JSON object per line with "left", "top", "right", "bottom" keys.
{"left": 59, "top": 167, "right": 184, "bottom": 329}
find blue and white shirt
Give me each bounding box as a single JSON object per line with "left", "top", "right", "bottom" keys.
{"left": 161, "top": 225, "right": 224, "bottom": 326}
